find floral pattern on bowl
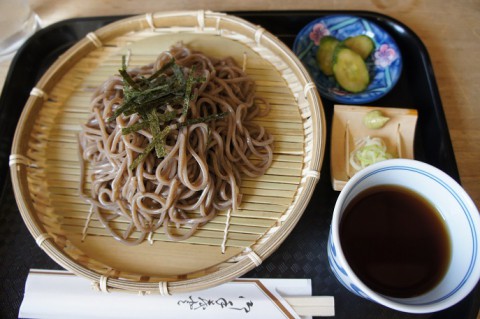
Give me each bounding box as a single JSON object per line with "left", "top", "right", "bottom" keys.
{"left": 293, "top": 15, "right": 403, "bottom": 104}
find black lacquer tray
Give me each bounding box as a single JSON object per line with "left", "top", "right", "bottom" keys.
{"left": 0, "top": 11, "right": 478, "bottom": 319}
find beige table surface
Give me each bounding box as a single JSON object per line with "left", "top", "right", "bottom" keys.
{"left": 1, "top": 0, "right": 479, "bottom": 315}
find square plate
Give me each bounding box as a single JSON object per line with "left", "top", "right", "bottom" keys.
{"left": 331, "top": 104, "right": 418, "bottom": 190}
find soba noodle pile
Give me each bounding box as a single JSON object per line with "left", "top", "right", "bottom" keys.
{"left": 79, "top": 43, "right": 274, "bottom": 246}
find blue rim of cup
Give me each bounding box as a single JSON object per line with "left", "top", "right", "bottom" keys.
{"left": 330, "top": 159, "right": 480, "bottom": 313}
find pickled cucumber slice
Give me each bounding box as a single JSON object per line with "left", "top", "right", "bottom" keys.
{"left": 316, "top": 36, "right": 340, "bottom": 76}
{"left": 332, "top": 46, "right": 370, "bottom": 93}
{"left": 343, "top": 35, "right": 375, "bottom": 60}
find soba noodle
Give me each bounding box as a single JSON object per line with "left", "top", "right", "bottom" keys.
{"left": 79, "top": 43, "right": 274, "bottom": 246}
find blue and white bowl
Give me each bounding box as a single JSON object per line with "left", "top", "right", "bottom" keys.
{"left": 293, "top": 15, "right": 403, "bottom": 104}
{"left": 328, "top": 159, "right": 480, "bottom": 313}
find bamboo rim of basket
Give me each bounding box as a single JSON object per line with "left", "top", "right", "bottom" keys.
{"left": 10, "top": 10, "right": 326, "bottom": 294}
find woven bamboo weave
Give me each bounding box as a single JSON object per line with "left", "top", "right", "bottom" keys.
{"left": 10, "top": 11, "right": 325, "bottom": 294}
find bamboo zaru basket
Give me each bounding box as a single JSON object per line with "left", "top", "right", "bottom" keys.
{"left": 10, "top": 11, "right": 325, "bottom": 294}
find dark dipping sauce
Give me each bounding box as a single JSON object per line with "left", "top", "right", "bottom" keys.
{"left": 340, "top": 185, "right": 451, "bottom": 298}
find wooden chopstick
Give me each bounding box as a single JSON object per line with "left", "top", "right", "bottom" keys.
{"left": 284, "top": 296, "right": 335, "bottom": 317}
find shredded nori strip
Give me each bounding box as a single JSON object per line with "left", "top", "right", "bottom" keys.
{"left": 121, "top": 110, "right": 177, "bottom": 135}
{"left": 176, "top": 112, "right": 229, "bottom": 129}
{"left": 182, "top": 66, "right": 196, "bottom": 117}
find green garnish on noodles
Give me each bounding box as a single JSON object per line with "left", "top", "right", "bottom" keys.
{"left": 110, "top": 56, "right": 228, "bottom": 170}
